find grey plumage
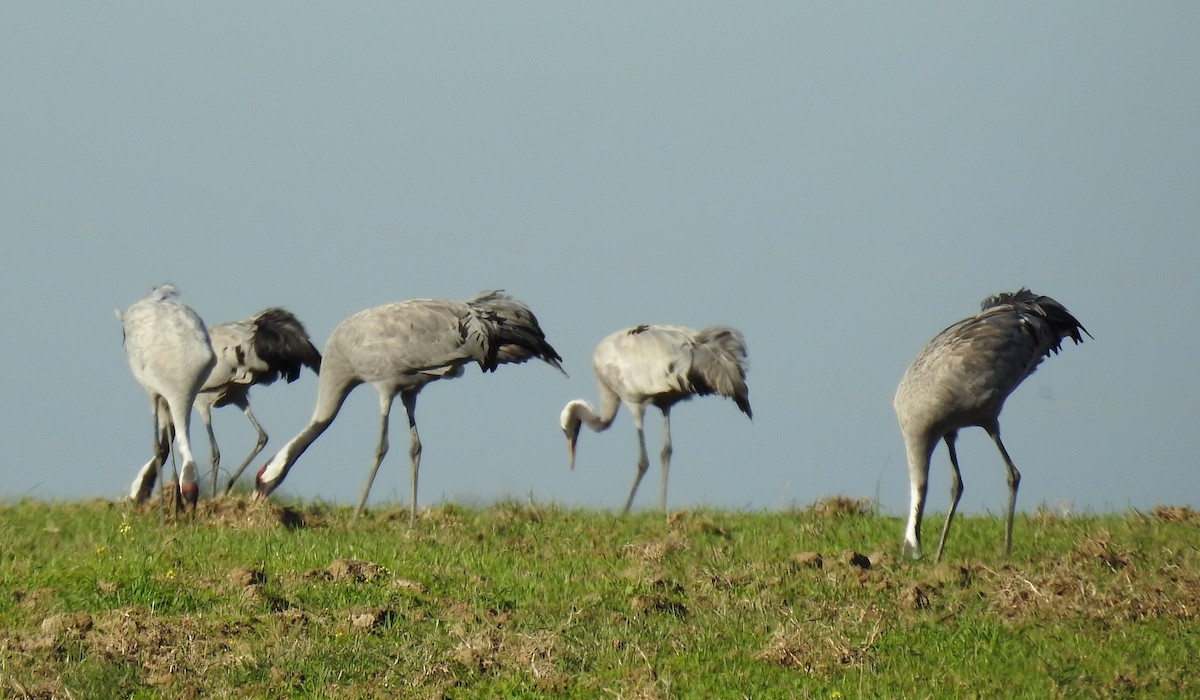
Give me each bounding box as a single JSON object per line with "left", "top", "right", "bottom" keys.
{"left": 253, "top": 290, "right": 564, "bottom": 523}
{"left": 894, "top": 288, "right": 1089, "bottom": 561}
{"left": 196, "top": 307, "right": 322, "bottom": 496}
{"left": 560, "top": 324, "right": 752, "bottom": 514}
{"left": 118, "top": 284, "right": 217, "bottom": 511}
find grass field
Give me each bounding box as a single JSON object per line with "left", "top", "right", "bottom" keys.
{"left": 2, "top": 496, "right": 1198, "bottom": 698}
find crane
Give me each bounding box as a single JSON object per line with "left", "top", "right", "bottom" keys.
{"left": 195, "top": 307, "right": 322, "bottom": 496}
{"left": 118, "top": 284, "right": 217, "bottom": 512}
{"left": 560, "top": 324, "right": 752, "bottom": 514}
{"left": 894, "top": 289, "right": 1089, "bottom": 561}
{"left": 253, "top": 291, "right": 564, "bottom": 523}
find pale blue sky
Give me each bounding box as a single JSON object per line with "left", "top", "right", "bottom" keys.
{"left": 2, "top": 3, "right": 1197, "bottom": 520}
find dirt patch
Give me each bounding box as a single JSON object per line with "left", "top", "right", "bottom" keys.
{"left": 131, "top": 491, "right": 319, "bottom": 530}
{"left": 196, "top": 497, "right": 318, "bottom": 530}
{"left": 17, "top": 612, "right": 96, "bottom": 655}
{"left": 630, "top": 593, "right": 689, "bottom": 618}
{"left": 347, "top": 607, "right": 401, "bottom": 631}
{"left": 789, "top": 552, "right": 823, "bottom": 571}
{"left": 898, "top": 584, "right": 931, "bottom": 610}
{"left": 227, "top": 566, "right": 267, "bottom": 588}
{"left": 839, "top": 550, "right": 872, "bottom": 570}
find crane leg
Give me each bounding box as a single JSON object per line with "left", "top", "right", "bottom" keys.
{"left": 934, "top": 433, "right": 964, "bottom": 563}
{"left": 403, "top": 393, "right": 421, "bottom": 527}
{"left": 659, "top": 409, "right": 673, "bottom": 514}
{"left": 163, "top": 415, "right": 178, "bottom": 520}
{"left": 198, "top": 406, "right": 220, "bottom": 498}
{"left": 902, "top": 478, "right": 926, "bottom": 560}
{"left": 901, "top": 436, "right": 934, "bottom": 559}
{"left": 622, "top": 406, "right": 649, "bottom": 515}
{"left": 226, "top": 407, "right": 268, "bottom": 495}
{"left": 988, "top": 429, "right": 1021, "bottom": 556}
{"left": 168, "top": 397, "right": 201, "bottom": 517}
{"left": 356, "top": 394, "right": 395, "bottom": 521}
{"left": 132, "top": 401, "right": 172, "bottom": 505}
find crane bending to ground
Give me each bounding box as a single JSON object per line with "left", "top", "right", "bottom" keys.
{"left": 894, "top": 288, "right": 1089, "bottom": 562}
{"left": 196, "top": 307, "right": 322, "bottom": 496}
{"left": 118, "top": 284, "right": 217, "bottom": 512}
{"left": 253, "top": 291, "right": 564, "bottom": 523}
{"left": 560, "top": 324, "right": 752, "bottom": 514}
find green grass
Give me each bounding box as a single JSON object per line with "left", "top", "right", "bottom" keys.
{"left": 2, "top": 496, "right": 1198, "bottom": 698}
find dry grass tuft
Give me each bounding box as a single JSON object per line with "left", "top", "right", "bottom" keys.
{"left": 806, "top": 496, "right": 874, "bottom": 519}
{"left": 1152, "top": 505, "right": 1200, "bottom": 524}
{"left": 446, "top": 626, "right": 567, "bottom": 688}
{"left": 899, "top": 584, "right": 930, "bottom": 610}
{"left": 622, "top": 531, "right": 690, "bottom": 563}
{"left": 1073, "top": 532, "right": 1132, "bottom": 570}
{"left": 756, "top": 605, "right": 884, "bottom": 677}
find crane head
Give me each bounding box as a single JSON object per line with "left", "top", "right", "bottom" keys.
{"left": 253, "top": 462, "right": 283, "bottom": 502}
{"left": 560, "top": 402, "right": 584, "bottom": 469}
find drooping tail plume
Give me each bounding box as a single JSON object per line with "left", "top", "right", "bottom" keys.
{"left": 983, "top": 288, "right": 1091, "bottom": 355}
{"left": 251, "top": 308, "right": 323, "bottom": 382}
{"left": 467, "top": 290, "right": 565, "bottom": 375}
{"left": 690, "top": 326, "right": 752, "bottom": 418}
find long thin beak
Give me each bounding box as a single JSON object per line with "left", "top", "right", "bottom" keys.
{"left": 566, "top": 432, "right": 577, "bottom": 470}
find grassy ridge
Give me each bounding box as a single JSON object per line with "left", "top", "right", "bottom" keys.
{"left": 1, "top": 497, "right": 1198, "bottom": 698}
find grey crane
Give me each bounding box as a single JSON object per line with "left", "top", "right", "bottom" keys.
{"left": 118, "top": 284, "right": 217, "bottom": 511}
{"left": 560, "top": 324, "right": 752, "bottom": 514}
{"left": 894, "top": 289, "right": 1089, "bottom": 562}
{"left": 253, "top": 291, "right": 564, "bottom": 523}
{"left": 196, "top": 307, "right": 322, "bottom": 496}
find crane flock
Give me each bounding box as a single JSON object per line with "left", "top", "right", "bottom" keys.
{"left": 117, "top": 284, "right": 1089, "bottom": 561}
